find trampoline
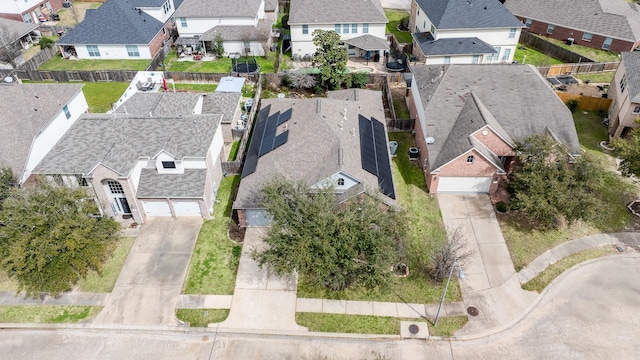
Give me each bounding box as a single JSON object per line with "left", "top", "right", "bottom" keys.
{"left": 547, "top": 75, "right": 578, "bottom": 85}
{"left": 232, "top": 57, "right": 260, "bottom": 74}
{"left": 386, "top": 61, "right": 406, "bottom": 72}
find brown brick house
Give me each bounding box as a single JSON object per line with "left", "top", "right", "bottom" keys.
{"left": 407, "top": 64, "right": 581, "bottom": 194}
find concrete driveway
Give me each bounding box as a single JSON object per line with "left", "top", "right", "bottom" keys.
{"left": 94, "top": 217, "right": 202, "bottom": 326}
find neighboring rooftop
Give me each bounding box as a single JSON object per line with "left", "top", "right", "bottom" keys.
{"left": 215, "top": 76, "right": 246, "bottom": 93}
{"left": 413, "top": 34, "right": 497, "bottom": 56}
{"left": 35, "top": 114, "right": 222, "bottom": 177}
{"left": 504, "top": 0, "right": 640, "bottom": 42}
{"left": 0, "top": 83, "right": 84, "bottom": 179}
{"left": 411, "top": 64, "right": 580, "bottom": 171}
{"left": 289, "top": 0, "right": 387, "bottom": 24}
{"left": 175, "top": 0, "right": 262, "bottom": 18}
{"left": 202, "top": 92, "right": 242, "bottom": 124}
{"left": 416, "top": 0, "right": 523, "bottom": 29}
{"left": 114, "top": 92, "right": 202, "bottom": 116}
{"left": 0, "top": 17, "right": 38, "bottom": 41}
{"left": 57, "top": 0, "right": 164, "bottom": 45}
{"left": 201, "top": 19, "right": 273, "bottom": 42}
{"left": 622, "top": 52, "right": 640, "bottom": 103}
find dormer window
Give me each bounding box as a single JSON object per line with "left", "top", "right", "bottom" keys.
{"left": 162, "top": 161, "right": 176, "bottom": 169}
{"left": 337, "top": 178, "right": 345, "bottom": 186}
{"left": 466, "top": 155, "right": 474, "bottom": 164}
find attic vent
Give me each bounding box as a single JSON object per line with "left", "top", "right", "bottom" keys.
{"left": 339, "top": 147, "right": 344, "bottom": 165}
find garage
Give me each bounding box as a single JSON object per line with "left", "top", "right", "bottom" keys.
{"left": 437, "top": 176, "right": 492, "bottom": 193}
{"left": 172, "top": 201, "right": 202, "bottom": 217}
{"left": 244, "top": 209, "right": 272, "bottom": 227}
{"left": 141, "top": 200, "right": 172, "bottom": 217}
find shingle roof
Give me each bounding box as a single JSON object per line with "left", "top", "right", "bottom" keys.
{"left": 35, "top": 114, "right": 222, "bottom": 177}
{"left": 413, "top": 33, "right": 497, "bottom": 56}
{"left": 0, "top": 83, "right": 84, "bottom": 180}
{"left": 234, "top": 89, "right": 396, "bottom": 209}
{"left": 0, "top": 17, "right": 38, "bottom": 41}
{"left": 264, "top": 0, "right": 278, "bottom": 11}
{"left": 134, "top": 0, "right": 166, "bottom": 6}
{"left": 175, "top": 0, "right": 262, "bottom": 18}
{"left": 57, "top": 0, "right": 164, "bottom": 45}
{"left": 343, "top": 34, "right": 389, "bottom": 51}
{"left": 504, "top": 0, "right": 640, "bottom": 41}
{"left": 137, "top": 168, "right": 207, "bottom": 198}
{"left": 289, "top": 0, "right": 387, "bottom": 24}
{"left": 114, "top": 92, "right": 202, "bottom": 116}
{"left": 416, "top": 0, "right": 523, "bottom": 30}
{"left": 622, "top": 52, "right": 640, "bottom": 103}
{"left": 200, "top": 19, "right": 273, "bottom": 41}
{"left": 411, "top": 64, "right": 580, "bottom": 171}
{"left": 202, "top": 92, "right": 241, "bottom": 124}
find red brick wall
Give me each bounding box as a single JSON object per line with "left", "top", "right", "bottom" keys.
{"left": 428, "top": 150, "right": 501, "bottom": 193}
{"left": 518, "top": 17, "right": 636, "bottom": 52}
{"left": 0, "top": 14, "right": 23, "bottom": 22}
{"left": 471, "top": 127, "right": 515, "bottom": 156}
{"left": 148, "top": 26, "right": 171, "bottom": 58}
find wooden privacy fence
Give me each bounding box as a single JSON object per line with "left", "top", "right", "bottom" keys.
{"left": 221, "top": 161, "right": 242, "bottom": 174}
{"left": 537, "top": 61, "right": 619, "bottom": 77}
{"left": 19, "top": 46, "right": 58, "bottom": 71}
{"left": 520, "top": 31, "right": 594, "bottom": 63}
{"left": 387, "top": 118, "right": 415, "bottom": 132}
{"left": 555, "top": 92, "right": 612, "bottom": 111}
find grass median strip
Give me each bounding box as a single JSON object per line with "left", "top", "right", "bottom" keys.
{"left": 176, "top": 309, "right": 229, "bottom": 327}
{"left": 77, "top": 236, "right": 136, "bottom": 293}
{"left": 0, "top": 306, "right": 102, "bottom": 323}
{"left": 522, "top": 247, "right": 617, "bottom": 292}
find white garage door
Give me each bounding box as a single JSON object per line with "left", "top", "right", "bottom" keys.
{"left": 142, "top": 200, "right": 172, "bottom": 217}
{"left": 437, "top": 177, "right": 492, "bottom": 193}
{"left": 173, "top": 201, "right": 202, "bottom": 217}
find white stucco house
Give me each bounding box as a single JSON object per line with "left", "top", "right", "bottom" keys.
{"left": 288, "top": 0, "right": 389, "bottom": 62}
{"left": 410, "top": 0, "right": 523, "bottom": 64}
{"left": 0, "top": 83, "right": 88, "bottom": 184}
{"left": 174, "top": 0, "right": 273, "bottom": 57}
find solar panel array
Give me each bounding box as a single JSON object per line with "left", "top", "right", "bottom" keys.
{"left": 241, "top": 104, "right": 292, "bottom": 178}
{"left": 359, "top": 115, "right": 396, "bottom": 199}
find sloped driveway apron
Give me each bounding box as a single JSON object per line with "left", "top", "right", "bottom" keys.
{"left": 94, "top": 217, "right": 202, "bottom": 326}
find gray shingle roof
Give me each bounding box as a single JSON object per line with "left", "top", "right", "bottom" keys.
{"left": 0, "top": 17, "right": 38, "bottom": 41}
{"left": 234, "top": 89, "right": 396, "bottom": 208}
{"left": 137, "top": 168, "right": 207, "bottom": 198}
{"left": 200, "top": 19, "right": 273, "bottom": 41}
{"left": 413, "top": 33, "right": 497, "bottom": 56}
{"left": 343, "top": 34, "right": 389, "bottom": 51}
{"left": 202, "top": 92, "right": 241, "bottom": 124}
{"left": 504, "top": 0, "right": 640, "bottom": 41}
{"left": 175, "top": 0, "right": 262, "bottom": 17}
{"left": 57, "top": 0, "right": 164, "bottom": 45}
{"left": 0, "top": 83, "right": 84, "bottom": 180}
{"left": 264, "top": 0, "right": 277, "bottom": 11}
{"left": 135, "top": 0, "right": 166, "bottom": 6}
{"left": 35, "top": 113, "right": 222, "bottom": 177}
{"left": 622, "top": 52, "right": 640, "bottom": 103}
{"left": 115, "top": 92, "right": 202, "bottom": 116}
{"left": 416, "top": 0, "right": 523, "bottom": 30}
{"left": 411, "top": 64, "right": 580, "bottom": 171}
{"left": 289, "top": 0, "right": 387, "bottom": 24}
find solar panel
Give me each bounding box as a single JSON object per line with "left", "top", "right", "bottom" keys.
{"left": 359, "top": 115, "right": 396, "bottom": 200}
{"left": 278, "top": 108, "right": 292, "bottom": 125}
{"left": 273, "top": 131, "right": 289, "bottom": 149}
{"left": 259, "top": 112, "right": 280, "bottom": 156}
{"left": 359, "top": 115, "right": 378, "bottom": 175}
{"left": 241, "top": 105, "right": 271, "bottom": 178}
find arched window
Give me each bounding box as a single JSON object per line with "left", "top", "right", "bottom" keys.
{"left": 337, "top": 178, "right": 345, "bottom": 186}
{"left": 466, "top": 155, "right": 474, "bottom": 164}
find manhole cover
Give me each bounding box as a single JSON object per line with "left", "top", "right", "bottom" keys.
{"left": 408, "top": 324, "right": 420, "bottom": 334}
{"left": 467, "top": 306, "right": 479, "bottom": 316}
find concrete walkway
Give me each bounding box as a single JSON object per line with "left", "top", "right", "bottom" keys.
{"left": 0, "top": 292, "right": 109, "bottom": 306}
{"left": 518, "top": 232, "right": 640, "bottom": 284}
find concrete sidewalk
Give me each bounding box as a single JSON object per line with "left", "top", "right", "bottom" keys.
{"left": 0, "top": 291, "right": 109, "bottom": 306}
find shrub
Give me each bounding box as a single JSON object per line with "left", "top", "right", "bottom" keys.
{"left": 565, "top": 99, "right": 579, "bottom": 113}
{"left": 495, "top": 201, "right": 508, "bottom": 213}
{"left": 287, "top": 73, "right": 316, "bottom": 89}
{"left": 38, "top": 37, "right": 54, "bottom": 49}
{"left": 352, "top": 73, "right": 369, "bottom": 88}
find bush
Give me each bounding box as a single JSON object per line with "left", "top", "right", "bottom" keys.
{"left": 352, "top": 73, "right": 369, "bottom": 88}
{"left": 38, "top": 37, "right": 55, "bottom": 49}
{"left": 565, "top": 99, "right": 579, "bottom": 113}
{"left": 280, "top": 74, "right": 292, "bottom": 87}
{"left": 281, "top": 14, "right": 290, "bottom": 30}
{"left": 495, "top": 201, "right": 509, "bottom": 213}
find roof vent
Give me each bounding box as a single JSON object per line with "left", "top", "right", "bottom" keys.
{"left": 426, "top": 137, "right": 435, "bottom": 144}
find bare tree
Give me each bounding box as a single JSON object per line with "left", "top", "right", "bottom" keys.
{"left": 286, "top": 72, "right": 316, "bottom": 89}
{"left": 0, "top": 24, "right": 23, "bottom": 69}
{"left": 429, "top": 226, "right": 473, "bottom": 282}
{"left": 70, "top": 1, "right": 81, "bottom": 25}
{"left": 259, "top": 25, "right": 273, "bottom": 58}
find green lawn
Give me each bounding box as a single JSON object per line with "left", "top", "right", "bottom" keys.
{"left": 39, "top": 56, "right": 149, "bottom": 71}
{"left": 500, "top": 111, "right": 637, "bottom": 270}
{"left": 298, "top": 133, "right": 460, "bottom": 304}
{"left": 82, "top": 82, "right": 129, "bottom": 113}
{"left": 183, "top": 175, "right": 242, "bottom": 294}
{"left": 392, "top": 89, "right": 410, "bottom": 118}
{"left": 164, "top": 50, "right": 278, "bottom": 73}
{"left": 296, "top": 313, "right": 468, "bottom": 337}
{"left": 0, "top": 306, "right": 102, "bottom": 323}
{"left": 171, "top": 83, "right": 218, "bottom": 92}
{"left": 573, "top": 72, "right": 615, "bottom": 84}
{"left": 176, "top": 309, "right": 229, "bottom": 327}
{"left": 514, "top": 44, "right": 563, "bottom": 66}
{"left": 522, "top": 247, "right": 616, "bottom": 292}
{"left": 538, "top": 36, "right": 621, "bottom": 63}
{"left": 77, "top": 236, "right": 136, "bottom": 292}
{"left": 385, "top": 10, "right": 413, "bottom": 43}
{"left": 228, "top": 141, "right": 240, "bottom": 161}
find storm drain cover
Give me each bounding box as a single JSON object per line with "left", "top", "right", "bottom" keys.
{"left": 467, "top": 306, "right": 479, "bottom": 316}
{"left": 408, "top": 324, "right": 420, "bottom": 334}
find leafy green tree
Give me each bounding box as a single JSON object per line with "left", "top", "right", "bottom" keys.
{"left": 509, "top": 134, "right": 601, "bottom": 228}
{"left": 312, "top": 29, "right": 348, "bottom": 90}
{"left": 255, "top": 179, "right": 405, "bottom": 291}
{"left": 0, "top": 167, "right": 15, "bottom": 206}
{"left": 0, "top": 180, "right": 120, "bottom": 297}
{"left": 612, "top": 123, "right": 640, "bottom": 178}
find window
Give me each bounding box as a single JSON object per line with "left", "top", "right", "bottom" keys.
{"left": 423, "top": 21, "right": 426, "bottom": 29}
{"left": 582, "top": 32, "right": 592, "bottom": 42}
{"left": 488, "top": 46, "right": 500, "bottom": 61}
{"left": 472, "top": 55, "right": 479, "bottom": 64}
{"left": 126, "top": 45, "right": 140, "bottom": 57}
{"left": 525, "top": 18, "right": 532, "bottom": 28}
{"left": 76, "top": 175, "right": 89, "bottom": 187}
{"left": 466, "top": 155, "right": 474, "bottom": 164}
{"left": 633, "top": 105, "right": 640, "bottom": 114}
{"left": 163, "top": 0, "right": 171, "bottom": 13}
{"left": 444, "top": 56, "right": 450, "bottom": 64}
{"left": 343, "top": 24, "right": 349, "bottom": 33}
{"left": 107, "top": 180, "right": 124, "bottom": 194}
{"left": 363, "top": 23, "right": 369, "bottom": 33}
{"left": 620, "top": 75, "right": 627, "bottom": 92}
{"left": 430, "top": 24, "right": 436, "bottom": 34}
{"left": 63, "top": 105, "right": 71, "bottom": 119}
{"left": 86, "top": 45, "right": 100, "bottom": 57}
{"left": 509, "top": 28, "right": 516, "bottom": 39}
{"left": 162, "top": 161, "right": 176, "bottom": 169}
{"left": 337, "top": 178, "right": 345, "bottom": 186}
{"left": 546, "top": 24, "right": 555, "bottom": 34}
{"left": 22, "top": 13, "right": 32, "bottom": 23}
{"left": 502, "top": 48, "right": 511, "bottom": 61}
{"left": 352, "top": 23, "right": 357, "bottom": 33}
{"left": 417, "top": 9, "right": 419, "bottom": 16}
{"left": 302, "top": 24, "right": 308, "bottom": 34}
{"left": 602, "top": 37, "right": 613, "bottom": 50}
{"left": 179, "top": 17, "right": 187, "bottom": 27}
{"left": 335, "top": 24, "right": 341, "bottom": 33}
